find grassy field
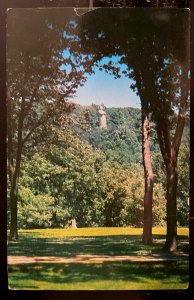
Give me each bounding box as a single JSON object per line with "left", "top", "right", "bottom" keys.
{"left": 8, "top": 227, "right": 189, "bottom": 290}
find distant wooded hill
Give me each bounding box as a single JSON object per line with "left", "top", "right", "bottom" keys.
{"left": 73, "top": 103, "right": 189, "bottom": 168}
{"left": 73, "top": 104, "right": 157, "bottom": 167}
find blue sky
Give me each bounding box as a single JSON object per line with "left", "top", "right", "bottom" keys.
{"left": 74, "top": 68, "right": 141, "bottom": 108}
{"left": 62, "top": 50, "right": 141, "bottom": 108}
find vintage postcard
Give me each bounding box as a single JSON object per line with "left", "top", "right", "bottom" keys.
{"left": 7, "top": 6, "right": 190, "bottom": 290}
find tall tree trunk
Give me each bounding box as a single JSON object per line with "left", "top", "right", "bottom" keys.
{"left": 7, "top": 91, "right": 14, "bottom": 227}
{"left": 133, "top": 70, "right": 153, "bottom": 244}
{"left": 9, "top": 186, "right": 18, "bottom": 241}
{"left": 9, "top": 95, "right": 25, "bottom": 240}
{"left": 9, "top": 144, "right": 22, "bottom": 241}
{"left": 164, "top": 151, "right": 178, "bottom": 252}
{"left": 142, "top": 107, "right": 153, "bottom": 244}
{"left": 9, "top": 53, "right": 29, "bottom": 240}
{"left": 164, "top": 63, "right": 189, "bottom": 252}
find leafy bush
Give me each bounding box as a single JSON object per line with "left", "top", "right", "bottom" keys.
{"left": 18, "top": 187, "right": 54, "bottom": 229}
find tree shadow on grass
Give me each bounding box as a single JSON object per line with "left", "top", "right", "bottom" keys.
{"left": 8, "top": 234, "right": 188, "bottom": 258}
{"left": 8, "top": 260, "right": 189, "bottom": 290}
{"left": 8, "top": 235, "right": 145, "bottom": 257}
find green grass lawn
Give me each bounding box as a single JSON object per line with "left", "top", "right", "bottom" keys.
{"left": 8, "top": 227, "right": 189, "bottom": 290}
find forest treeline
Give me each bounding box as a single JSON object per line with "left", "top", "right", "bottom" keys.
{"left": 8, "top": 104, "right": 189, "bottom": 229}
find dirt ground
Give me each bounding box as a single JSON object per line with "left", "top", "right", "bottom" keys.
{"left": 8, "top": 252, "right": 188, "bottom": 265}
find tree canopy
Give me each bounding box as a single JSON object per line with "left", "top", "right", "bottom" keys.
{"left": 7, "top": 8, "right": 94, "bottom": 240}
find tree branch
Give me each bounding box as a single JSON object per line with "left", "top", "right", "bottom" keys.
{"left": 173, "top": 63, "right": 189, "bottom": 156}
{"left": 25, "top": 54, "right": 52, "bottom": 114}
{"left": 22, "top": 114, "right": 49, "bottom": 146}
{"left": 7, "top": 92, "right": 14, "bottom": 185}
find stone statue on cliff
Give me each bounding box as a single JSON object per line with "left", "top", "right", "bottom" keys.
{"left": 98, "top": 105, "right": 107, "bottom": 129}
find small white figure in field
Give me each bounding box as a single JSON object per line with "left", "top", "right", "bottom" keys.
{"left": 67, "top": 218, "right": 77, "bottom": 228}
